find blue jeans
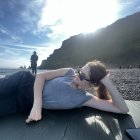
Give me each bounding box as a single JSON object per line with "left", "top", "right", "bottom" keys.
{"left": 0, "top": 71, "right": 35, "bottom": 116}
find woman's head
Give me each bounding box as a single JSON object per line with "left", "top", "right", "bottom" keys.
{"left": 87, "top": 60, "right": 107, "bottom": 86}
{"left": 77, "top": 60, "right": 107, "bottom": 85}
{"left": 79, "top": 60, "right": 110, "bottom": 100}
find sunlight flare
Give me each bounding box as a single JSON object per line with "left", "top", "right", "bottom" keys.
{"left": 39, "top": 0, "right": 120, "bottom": 36}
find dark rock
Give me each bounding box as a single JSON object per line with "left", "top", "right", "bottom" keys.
{"left": 40, "top": 12, "right": 140, "bottom": 69}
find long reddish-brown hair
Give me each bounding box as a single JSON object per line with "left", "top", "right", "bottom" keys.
{"left": 87, "top": 60, "right": 110, "bottom": 100}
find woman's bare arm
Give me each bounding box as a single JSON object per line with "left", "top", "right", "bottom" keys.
{"left": 101, "top": 76, "right": 129, "bottom": 113}
{"left": 83, "top": 76, "right": 129, "bottom": 114}
{"left": 26, "top": 68, "right": 70, "bottom": 123}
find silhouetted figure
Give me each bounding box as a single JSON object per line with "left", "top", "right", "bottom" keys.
{"left": 30, "top": 51, "right": 38, "bottom": 75}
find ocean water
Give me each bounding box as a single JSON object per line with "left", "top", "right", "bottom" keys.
{"left": 0, "top": 68, "right": 47, "bottom": 78}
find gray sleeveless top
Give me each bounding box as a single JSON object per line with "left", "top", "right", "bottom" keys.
{"left": 42, "top": 68, "right": 93, "bottom": 109}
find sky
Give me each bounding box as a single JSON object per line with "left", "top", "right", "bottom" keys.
{"left": 0, "top": 0, "right": 140, "bottom": 68}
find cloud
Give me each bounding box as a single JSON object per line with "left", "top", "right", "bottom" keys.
{"left": 0, "top": 0, "right": 49, "bottom": 40}
{"left": 0, "top": 25, "right": 9, "bottom": 34}
{"left": 136, "top": 6, "right": 140, "bottom": 10}
{"left": 0, "top": 24, "right": 22, "bottom": 43}
{"left": 38, "top": 0, "right": 61, "bottom": 26}
{"left": 8, "top": 0, "right": 16, "bottom": 9}
{"left": 118, "top": 0, "right": 140, "bottom": 17}
{"left": 38, "top": 0, "right": 121, "bottom": 39}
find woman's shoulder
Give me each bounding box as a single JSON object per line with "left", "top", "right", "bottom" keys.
{"left": 65, "top": 68, "right": 75, "bottom": 76}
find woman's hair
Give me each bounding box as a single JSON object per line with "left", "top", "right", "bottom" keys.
{"left": 87, "top": 60, "right": 111, "bottom": 100}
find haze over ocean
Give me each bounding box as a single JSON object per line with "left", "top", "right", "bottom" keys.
{"left": 0, "top": 68, "right": 46, "bottom": 78}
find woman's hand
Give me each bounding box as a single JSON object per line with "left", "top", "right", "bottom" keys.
{"left": 26, "top": 106, "right": 42, "bottom": 123}
{"left": 101, "top": 71, "right": 110, "bottom": 84}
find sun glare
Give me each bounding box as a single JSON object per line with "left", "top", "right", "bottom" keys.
{"left": 39, "top": 0, "right": 120, "bottom": 36}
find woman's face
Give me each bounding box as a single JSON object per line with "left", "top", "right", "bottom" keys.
{"left": 74, "top": 64, "right": 91, "bottom": 88}
{"left": 81, "top": 64, "right": 90, "bottom": 80}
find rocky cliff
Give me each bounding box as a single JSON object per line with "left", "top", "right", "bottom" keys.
{"left": 40, "top": 12, "right": 140, "bottom": 69}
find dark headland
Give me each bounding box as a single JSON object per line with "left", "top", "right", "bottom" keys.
{"left": 39, "top": 12, "right": 140, "bottom": 69}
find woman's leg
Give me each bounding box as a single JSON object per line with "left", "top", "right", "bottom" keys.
{"left": 0, "top": 71, "right": 35, "bottom": 116}
{"left": 0, "top": 71, "right": 23, "bottom": 116}
{"left": 16, "top": 71, "right": 35, "bottom": 114}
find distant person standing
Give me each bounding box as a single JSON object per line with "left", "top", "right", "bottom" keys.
{"left": 30, "top": 51, "right": 38, "bottom": 75}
